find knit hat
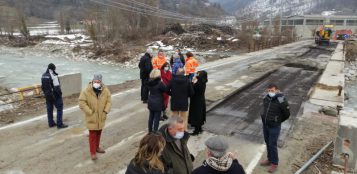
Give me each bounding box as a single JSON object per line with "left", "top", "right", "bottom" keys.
{"left": 205, "top": 136, "right": 229, "bottom": 158}
{"left": 93, "top": 74, "right": 103, "bottom": 81}
{"left": 48, "top": 63, "right": 56, "bottom": 71}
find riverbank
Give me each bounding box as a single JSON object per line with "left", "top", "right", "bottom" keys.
{"left": 0, "top": 80, "right": 140, "bottom": 126}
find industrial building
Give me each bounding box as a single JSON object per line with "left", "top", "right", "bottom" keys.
{"left": 263, "top": 15, "right": 357, "bottom": 39}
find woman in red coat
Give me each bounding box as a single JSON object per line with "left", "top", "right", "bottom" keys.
{"left": 160, "top": 62, "right": 172, "bottom": 121}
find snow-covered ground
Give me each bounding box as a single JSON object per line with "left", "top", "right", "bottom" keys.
{"left": 239, "top": 0, "right": 317, "bottom": 18}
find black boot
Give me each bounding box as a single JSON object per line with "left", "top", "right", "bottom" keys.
{"left": 190, "top": 126, "right": 199, "bottom": 136}
{"left": 198, "top": 126, "right": 203, "bottom": 134}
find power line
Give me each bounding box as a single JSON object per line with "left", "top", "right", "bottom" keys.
{"left": 90, "top": 0, "right": 224, "bottom": 23}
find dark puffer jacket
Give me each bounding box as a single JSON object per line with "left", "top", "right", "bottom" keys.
{"left": 261, "top": 93, "right": 290, "bottom": 127}
{"left": 167, "top": 75, "right": 194, "bottom": 111}
{"left": 41, "top": 68, "right": 62, "bottom": 98}
{"left": 147, "top": 78, "right": 166, "bottom": 111}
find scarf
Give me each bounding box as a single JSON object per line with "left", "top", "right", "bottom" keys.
{"left": 204, "top": 153, "right": 233, "bottom": 172}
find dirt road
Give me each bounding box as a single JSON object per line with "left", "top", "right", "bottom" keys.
{"left": 0, "top": 40, "right": 329, "bottom": 174}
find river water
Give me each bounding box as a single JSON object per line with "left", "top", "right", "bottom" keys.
{"left": 0, "top": 46, "right": 138, "bottom": 89}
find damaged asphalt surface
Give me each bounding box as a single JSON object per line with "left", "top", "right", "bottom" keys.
{"left": 0, "top": 40, "right": 335, "bottom": 174}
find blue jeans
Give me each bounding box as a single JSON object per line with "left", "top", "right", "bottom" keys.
{"left": 46, "top": 94, "right": 63, "bottom": 127}
{"left": 148, "top": 110, "right": 161, "bottom": 132}
{"left": 263, "top": 125, "right": 281, "bottom": 165}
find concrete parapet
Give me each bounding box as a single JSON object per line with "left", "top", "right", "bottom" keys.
{"left": 333, "top": 109, "right": 357, "bottom": 170}
{"left": 309, "top": 42, "right": 345, "bottom": 108}
{"left": 59, "top": 73, "right": 82, "bottom": 97}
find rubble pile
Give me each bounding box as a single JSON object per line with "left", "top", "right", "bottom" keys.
{"left": 162, "top": 23, "right": 186, "bottom": 35}
{"left": 160, "top": 23, "right": 239, "bottom": 51}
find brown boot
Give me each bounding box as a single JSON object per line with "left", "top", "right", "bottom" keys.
{"left": 91, "top": 154, "right": 97, "bottom": 160}
{"left": 268, "top": 164, "right": 278, "bottom": 173}
{"left": 96, "top": 147, "right": 106, "bottom": 154}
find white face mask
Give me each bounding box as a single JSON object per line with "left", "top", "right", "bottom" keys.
{"left": 268, "top": 92, "right": 276, "bottom": 97}
{"left": 93, "top": 83, "right": 101, "bottom": 89}
{"left": 174, "top": 131, "right": 184, "bottom": 139}
{"left": 164, "top": 67, "right": 169, "bottom": 71}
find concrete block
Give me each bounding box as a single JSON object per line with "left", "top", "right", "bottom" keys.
{"left": 333, "top": 109, "right": 357, "bottom": 170}
{"left": 59, "top": 73, "right": 81, "bottom": 97}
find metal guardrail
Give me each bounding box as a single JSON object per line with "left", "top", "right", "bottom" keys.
{"left": 0, "top": 85, "right": 43, "bottom": 107}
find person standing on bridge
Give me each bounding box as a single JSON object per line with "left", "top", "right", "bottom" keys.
{"left": 172, "top": 53, "right": 184, "bottom": 76}
{"left": 167, "top": 68, "right": 194, "bottom": 131}
{"left": 139, "top": 48, "right": 153, "bottom": 104}
{"left": 79, "top": 74, "right": 112, "bottom": 160}
{"left": 185, "top": 52, "right": 199, "bottom": 81}
{"left": 125, "top": 133, "right": 166, "bottom": 174}
{"left": 160, "top": 62, "right": 172, "bottom": 121}
{"left": 192, "top": 136, "right": 246, "bottom": 174}
{"left": 159, "top": 116, "right": 194, "bottom": 174}
{"left": 152, "top": 49, "right": 167, "bottom": 70}
{"left": 188, "top": 70, "right": 208, "bottom": 136}
{"left": 260, "top": 84, "right": 290, "bottom": 173}
{"left": 147, "top": 69, "right": 166, "bottom": 132}
{"left": 41, "top": 63, "right": 68, "bottom": 129}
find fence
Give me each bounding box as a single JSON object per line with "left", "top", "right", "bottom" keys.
{"left": 248, "top": 37, "right": 299, "bottom": 53}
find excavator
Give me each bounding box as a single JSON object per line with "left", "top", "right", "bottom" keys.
{"left": 315, "top": 25, "right": 333, "bottom": 46}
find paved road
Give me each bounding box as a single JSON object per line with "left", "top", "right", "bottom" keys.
{"left": 0, "top": 40, "right": 320, "bottom": 174}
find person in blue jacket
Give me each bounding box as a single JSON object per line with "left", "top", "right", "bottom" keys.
{"left": 41, "top": 63, "right": 68, "bottom": 129}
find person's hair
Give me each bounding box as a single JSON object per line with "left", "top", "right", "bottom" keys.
{"left": 167, "top": 116, "right": 184, "bottom": 128}
{"left": 186, "top": 51, "right": 193, "bottom": 58}
{"left": 161, "top": 62, "right": 170, "bottom": 70}
{"left": 207, "top": 148, "right": 226, "bottom": 158}
{"left": 150, "top": 69, "right": 161, "bottom": 79}
{"left": 176, "top": 68, "right": 185, "bottom": 75}
{"left": 267, "top": 84, "right": 279, "bottom": 90}
{"left": 133, "top": 133, "right": 166, "bottom": 172}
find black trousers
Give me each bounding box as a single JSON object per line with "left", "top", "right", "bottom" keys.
{"left": 141, "top": 78, "right": 149, "bottom": 101}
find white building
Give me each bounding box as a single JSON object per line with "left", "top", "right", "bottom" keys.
{"left": 262, "top": 15, "right": 357, "bottom": 38}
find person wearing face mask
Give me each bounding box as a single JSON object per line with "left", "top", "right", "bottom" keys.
{"left": 126, "top": 133, "right": 166, "bottom": 174}
{"left": 188, "top": 71, "right": 208, "bottom": 136}
{"left": 260, "top": 84, "right": 290, "bottom": 173}
{"left": 41, "top": 63, "right": 68, "bottom": 129}
{"left": 159, "top": 116, "right": 194, "bottom": 174}
{"left": 171, "top": 53, "right": 184, "bottom": 76}
{"left": 160, "top": 62, "right": 172, "bottom": 121}
{"left": 152, "top": 49, "right": 167, "bottom": 70}
{"left": 79, "top": 74, "right": 112, "bottom": 160}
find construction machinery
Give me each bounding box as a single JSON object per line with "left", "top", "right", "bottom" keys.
{"left": 315, "top": 25, "right": 333, "bottom": 46}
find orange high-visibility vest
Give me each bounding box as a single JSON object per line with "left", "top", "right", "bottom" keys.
{"left": 185, "top": 57, "right": 199, "bottom": 74}
{"left": 152, "top": 55, "right": 167, "bottom": 69}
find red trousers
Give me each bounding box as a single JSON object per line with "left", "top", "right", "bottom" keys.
{"left": 89, "top": 130, "right": 102, "bottom": 155}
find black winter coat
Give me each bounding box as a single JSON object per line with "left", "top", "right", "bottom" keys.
{"left": 261, "top": 93, "right": 290, "bottom": 127}
{"left": 41, "top": 69, "right": 62, "bottom": 98}
{"left": 125, "top": 159, "right": 165, "bottom": 174}
{"left": 147, "top": 78, "right": 166, "bottom": 112}
{"left": 167, "top": 75, "right": 194, "bottom": 111}
{"left": 139, "top": 53, "right": 153, "bottom": 79}
{"left": 192, "top": 159, "right": 245, "bottom": 174}
{"left": 188, "top": 81, "right": 206, "bottom": 126}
